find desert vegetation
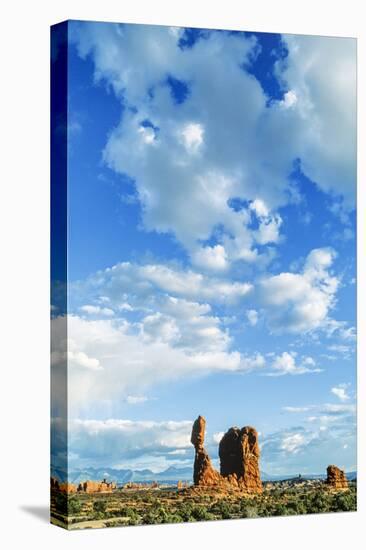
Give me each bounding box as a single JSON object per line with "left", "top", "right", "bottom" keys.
{"left": 50, "top": 480, "right": 357, "bottom": 530}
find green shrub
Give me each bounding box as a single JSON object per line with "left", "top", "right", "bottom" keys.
{"left": 68, "top": 496, "right": 82, "bottom": 515}
{"left": 93, "top": 500, "right": 107, "bottom": 514}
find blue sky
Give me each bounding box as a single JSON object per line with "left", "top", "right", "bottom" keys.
{"left": 51, "top": 21, "right": 356, "bottom": 477}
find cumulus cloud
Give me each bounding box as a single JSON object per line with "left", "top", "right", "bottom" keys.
{"left": 281, "top": 403, "right": 356, "bottom": 436}
{"left": 51, "top": 347, "right": 102, "bottom": 372}
{"left": 141, "top": 300, "right": 232, "bottom": 352}
{"left": 261, "top": 396, "right": 356, "bottom": 474}
{"left": 191, "top": 244, "right": 228, "bottom": 271}
{"left": 246, "top": 309, "right": 259, "bottom": 326}
{"left": 280, "top": 432, "right": 307, "bottom": 454}
{"left": 52, "top": 313, "right": 244, "bottom": 413}
{"left": 240, "top": 353, "right": 266, "bottom": 372}
{"left": 72, "top": 260, "right": 253, "bottom": 306}
{"left": 53, "top": 308, "right": 315, "bottom": 415}
{"left": 179, "top": 122, "right": 204, "bottom": 152}
{"left": 266, "top": 351, "right": 321, "bottom": 376}
{"left": 70, "top": 23, "right": 355, "bottom": 273}
{"left": 277, "top": 34, "right": 356, "bottom": 208}
{"left": 331, "top": 384, "right": 350, "bottom": 402}
{"left": 259, "top": 247, "right": 339, "bottom": 333}
{"left": 79, "top": 304, "right": 115, "bottom": 316}
{"left": 67, "top": 418, "right": 193, "bottom": 466}
{"left": 261, "top": 427, "right": 318, "bottom": 463}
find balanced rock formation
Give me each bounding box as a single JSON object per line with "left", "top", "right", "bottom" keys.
{"left": 191, "top": 415, "right": 262, "bottom": 493}
{"left": 326, "top": 465, "right": 348, "bottom": 490}
{"left": 191, "top": 416, "right": 221, "bottom": 486}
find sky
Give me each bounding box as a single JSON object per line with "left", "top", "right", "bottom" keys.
{"left": 51, "top": 21, "right": 356, "bottom": 477}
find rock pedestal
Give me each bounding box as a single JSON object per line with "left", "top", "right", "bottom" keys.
{"left": 191, "top": 415, "right": 221, "bottom": 486}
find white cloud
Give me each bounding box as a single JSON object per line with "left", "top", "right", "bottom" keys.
{"left": 52, "top": 314, "right": 243, "bottom": 413}
{"left": 279, "top": 90, "right": 297, "bottom": 109}
{"left": 267, "top": 351, "right": 321, "bottom": 376}
{"left": 283, "top": 401, "right": 356, "bottom": 417}
{"left": 319, "top": 403, "right": 355, "bottom": 415}
{"left": 51, "top": 349, "right": 102, "bottom": 372}
{"left": 282, "top": 406, "right": 311, "bottom": 413}
{"left": 68, "top": 350, "right": 102, "bottom": 371}
{"left": 250, "top": 198, "right": 269, "bottom": 218}
{"left": 179, "top": 122, "right": 204, "bottom": 152}
{"left": 246, "top": 309, "right": 258, "bottom": 326}
{"left": 72, "top": 261, "right": 253, "bottom": 306}
{"left": 280, "top": 432, "right": 306, "bottom": 454}
{"left": 259, "top": 247, "right": 339, "bottom": 333}
{"left": 256, "top": 393, "right": 356, "bottom": 474}
{"left": 80, "top": 305, "right": 115, "bottom": 316}
{"left": 118, "top": 302, "right": 134, "bottom": 311}
{"left": 70, "top": 23, "right": 355, "bottom": 276}
{"left": 277, "top": 34, "right": 356, "bottom": 208}
{"left": 141, "top": 299, "right": 232, "bottom": 353}
{"left": 192, "top": 244, "right": 228, "bottom": 271}
{"left": 212, "top": 432, "right": 225, "bottom": 444}
{"left": 327, "top": 344, "right": 354, "bottom": 358}
{"left": 138, "top": 125, "right": 156, "bottom": 144}
{"left": 331, "top": 384, "right": 350, "bottom": 402}
{"left": 125, "top": 395, "right": 149, "bottom": 405}
{"left": 249, "top": 199, "right": 283, "bottom": 246}
{"left": 240, "top": 353, "right": 266, "bottom": 371}
{"left": 53, "top": 308, "right": 310, "bottom": 414}
{"left": 261, "top": 427, "right": 319, "bottom": 463}
{"left": 67, "top": 418, "right": 193, "bottom": 464}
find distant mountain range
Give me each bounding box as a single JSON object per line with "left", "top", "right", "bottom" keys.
{"left": 51, "top": 465, "right": 357, "bottom": 485}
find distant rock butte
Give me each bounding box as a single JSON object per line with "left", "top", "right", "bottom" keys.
{"left": 326, "top": 465, "right": 349, "bottom": 490}
{"left": 59, "top": 482, "right": 77, "bottom": 494}
{"left": 52, "top": 478, "right": 116, "bottom": 494}
{"left": 191, "top": 415, "right": 262, "bottom": 493}
{"left": 77, "top": 479, "right": 116, "bottom": 493}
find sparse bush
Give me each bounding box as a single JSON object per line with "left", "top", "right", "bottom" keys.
{"left": 93, "top": 500, "right": 107, "bottom": 514}
{"left": 68, "top": 496, "right": 82, "bottom": 515}
{"left": 54, "top": 492, "right": 67, "bottom": 514}
{"left": 191, "top": 505, "right": 215, "bottom": 521}
{"left": 241, "top": 505, "right": 258, "bottom": 518}
{"left": 211, "top": 499, "right": 234, "bottom": 519}
{"left": 331, "top": 490, "right": 356, "bottom": 512}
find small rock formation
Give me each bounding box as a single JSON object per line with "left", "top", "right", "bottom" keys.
{"left": 326, "top": 465, "right": 349, "bottom": 490}
{"left": 59, "top": 482, "right": 77, "bottom": 494}
{"left": 191, "top": 415, "right": 262, "bottom": 493}
{"left": 77, "top": 478, "right": 116, "bottom": 493}
{"left": 191, "top": 415, "right": 221, "bottom": 486}
{"left": 219, "top": 426, "right": 262, "bottom": 493}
